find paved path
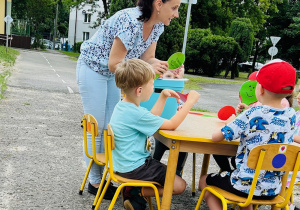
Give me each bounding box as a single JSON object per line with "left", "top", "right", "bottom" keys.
{"left": 0, "top": 49, "right": 299, "bottom": 210}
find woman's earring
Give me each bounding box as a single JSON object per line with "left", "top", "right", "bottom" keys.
{"left": 157, "top": 11, "right": 160, "bottom": 15}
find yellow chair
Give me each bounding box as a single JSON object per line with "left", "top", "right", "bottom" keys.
{"left": 94, "top": 124, "right": 161, "bottom": 210}
{"left": 78, "top": 114, "right": 107, "bottom": 209}
{"left": 195, "top": 143, "right": 300, "bottom": 210}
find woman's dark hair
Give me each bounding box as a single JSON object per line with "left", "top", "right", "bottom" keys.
{"left": 137, "top": 0, "right": 168, "bottom": 22}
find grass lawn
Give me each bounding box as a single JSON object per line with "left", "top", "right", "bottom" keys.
{"left": 0, "top": 46, "right": 20, "bottom": 99}
{"left": 59, "top": 50, "right": 80, "bottom": 61}
{"left": 0, "top": 46, "right": 19, "bottom": 66}
{"left": 184, "top": 71, "right": 247, "bottom": 90}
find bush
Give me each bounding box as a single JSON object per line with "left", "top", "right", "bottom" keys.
{"left": 185, "top": 28, "right": 212, "bottom": 74}
{"left": 73, "top": 41, "right": 83, "bottom": 53}
{"left": 31, "top": 34, "right": 42, "bottom": 49}
{"left": 200, "top": 35, "right": 241, "bottom": 77}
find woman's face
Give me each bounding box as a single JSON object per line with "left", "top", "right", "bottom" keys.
{"left": 159, "top": 0, "right": 181, "bottom": 26}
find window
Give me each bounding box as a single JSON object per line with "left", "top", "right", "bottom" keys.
{"left": 83, "top": 32, "right": 90, "bottom": 41}
{"left": 84, "top": 14, "right": 91, "bottom": 23}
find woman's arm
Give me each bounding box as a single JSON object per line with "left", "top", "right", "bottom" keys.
{"left": 141, "top": 42, "right": 168, "bottom": 75}
{"left": 108, "top": 37, "right": 128, "bottom": 73}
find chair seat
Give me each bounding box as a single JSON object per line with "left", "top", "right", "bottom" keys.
{"left": 113, "top": 172, "right": 161, "bottom": 186}
{"left": 209, "top": 186, "right": 284, "bottom": 205}
{"left": 96, "top": 153, "right": 106, "bottom": 165}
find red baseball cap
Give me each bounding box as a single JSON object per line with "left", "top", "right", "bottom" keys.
{"left": 255, "top": 59, "right": 296, "bottom": 94}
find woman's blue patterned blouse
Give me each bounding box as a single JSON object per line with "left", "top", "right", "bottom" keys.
{"left": 80, "top": 7, "right": 164, "bottom": 77}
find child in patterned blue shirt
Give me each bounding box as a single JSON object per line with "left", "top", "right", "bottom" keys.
{"left": 199, "top": 59, "right": 297, "bottom": 210}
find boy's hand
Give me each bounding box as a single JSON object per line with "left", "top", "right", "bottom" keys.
{"left": 236, "top": 103, "right": 249, "bottom": 113}
{"left": 161, "top": 89, "right": 180, "bottom": 102}
{"left": 186, "top": 90, "right": 200, "bottom": 104}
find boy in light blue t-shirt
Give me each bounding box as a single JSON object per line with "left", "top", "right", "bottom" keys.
{"left": 110, "top": 58, "right": 200, "bottom": 210}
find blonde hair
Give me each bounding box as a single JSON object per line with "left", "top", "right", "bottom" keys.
{"left": 115, "top": 59, "right": 155, "bottom": 92}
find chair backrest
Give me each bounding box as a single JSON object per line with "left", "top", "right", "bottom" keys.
{"left": 106, "top": 124, "right": 118, "bottom": 182}
{"left": 244, "top": 143, "right": 300, "bottom": 208}
{"left": 248, "top": 144, "right": 300, "bottom": 171}
{"left": 81, "top": 114, "right": 100, "bottom": 163}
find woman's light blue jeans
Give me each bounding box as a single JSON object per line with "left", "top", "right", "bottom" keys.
{"left": 76, "top": 58, "right": 120, "bottom": 184}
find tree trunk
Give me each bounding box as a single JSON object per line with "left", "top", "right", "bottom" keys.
{"left": 102, "top": 0, "right": 108, "bottom": 14}
{"left": 231, "top": 61, "right": 237, "bottom": 79}
{"left": 250, "top": 40, "right": 259, "bottom": 77}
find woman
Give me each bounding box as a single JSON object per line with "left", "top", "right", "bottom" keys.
{"left": 76, "top": 0, "right": 181, "bottom": 199}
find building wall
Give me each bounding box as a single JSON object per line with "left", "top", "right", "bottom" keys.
{"left": 0, "top": 0, "right": 6, "bottom": 34}
{"left": 68, "top": 2, "right": 104, "bottom": 48}
{"left": 0, "top": 0, "right": 12, "bottom": 35}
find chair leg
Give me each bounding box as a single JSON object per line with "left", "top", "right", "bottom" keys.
{"left": 92, "top": 169, "right": 108, "bottom": 209}
{"left": 79, "top": 159, "right": 93, "bottom": 195}
{"left": 152, "top": 185, "right": 161, "bottom": 210}
{"left": 192, "top": 153, "right": 196, "bottom": 196}
{"left": 107, "top": 184, "right": 124, "bottom": 210}
{"left": 148, "top": 197, "right": 153, "bottom": 210}
{"left": 195, "top": 188, "right": 206, "bottom": 210}
{"left": 94, "top": 175, "right": 113, "bottom": 210}
{"left": 290, "top": 191, "right": 293, "bottom": 204}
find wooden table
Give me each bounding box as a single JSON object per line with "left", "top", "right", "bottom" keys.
{"left": 153, "top": 112, "right": 239, "bottom": 210}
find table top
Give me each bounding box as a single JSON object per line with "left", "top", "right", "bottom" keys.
{"left": 158, "top": 112, "right": 239, "bottom": 145}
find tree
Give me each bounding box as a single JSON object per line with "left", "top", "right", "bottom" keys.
{"left": 11, "top": 0, "right": 27, "bottom": 19}
{"left": 185, "top": 28, "right": 212, "bottom": 74}
{"left": 109, "top": 0, "right": 136, "bottom": 17}
{"left": 200, "top": 35, "right": 241, "bottom": 77}
{"left": 266, "top": 0, "right": 300, "bottom": 69}
{"left": 226, "top": 18, "right": 254, "bottom": 78}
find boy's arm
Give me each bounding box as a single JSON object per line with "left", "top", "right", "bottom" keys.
{"left": 212, "top": 114, "right": 236, "bottom": 142}
{"left": 294, "top": 135, "right": 300, "bottom": 144}
{"left": 160, "top": 90, "right": 200, "bottom": 130}
{"left": 212, "top": 129, "right": 225, "bottom": 142}
{"left": 151, "top": 89, "right": 180, "bottom": 116}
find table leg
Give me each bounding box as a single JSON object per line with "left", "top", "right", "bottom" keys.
{"left": 198, "top": 154, "right": 210, "bottom": 190}
{"left": 192, "top": 153, "right": 196, "bottom": 196}
{"left": 161, "top": 140, "right": 180, "bottom": 210}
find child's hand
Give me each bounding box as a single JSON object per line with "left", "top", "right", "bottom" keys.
{"left": 186, "top": 90, "right": 200, "bottom": 105}
{"left": 161, "top": 89, "right": 180, "bottom": 102}
{"left": 236, "top": 103, "right": 249, "bottom": 113}
{"left": 171, "top": 65, "right": 184, "bottom": 79}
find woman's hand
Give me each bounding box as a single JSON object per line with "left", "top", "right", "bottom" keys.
{"left": 151, "top": 60, "right": 169, "bottom": 75}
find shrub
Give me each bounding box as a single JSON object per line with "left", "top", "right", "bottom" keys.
{"left": 73, "top": 41, "right": 83, "bottom": 53}
{"left": 200, "top": 35, "right": 241, "bottom": 77}
{"left": 185, "top": 28, "right": 212, "bottom": 74}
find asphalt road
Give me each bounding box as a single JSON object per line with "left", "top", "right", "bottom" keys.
{"left": 0, "top": 49, "right": 299, "bottom": 210}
